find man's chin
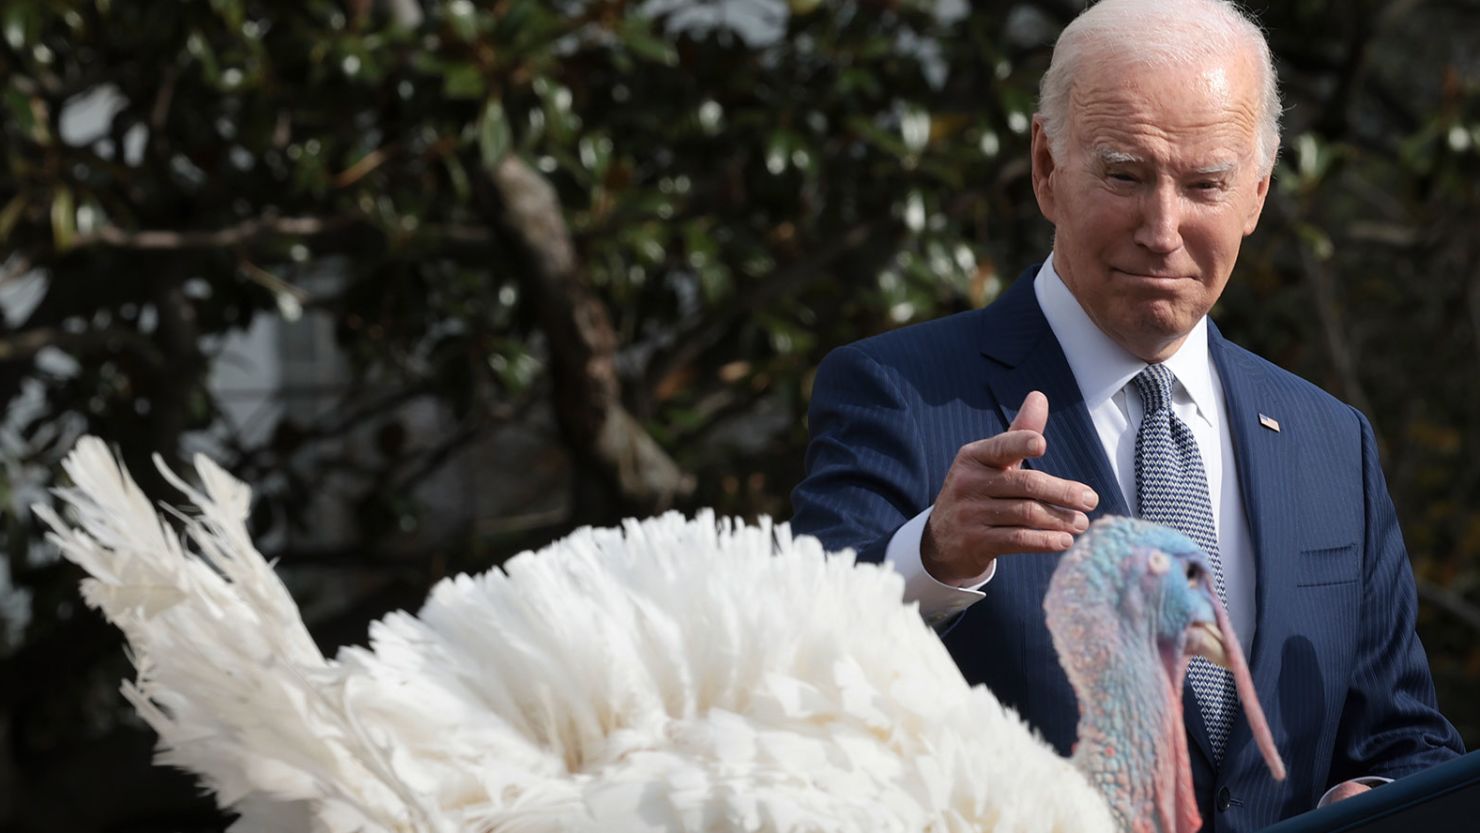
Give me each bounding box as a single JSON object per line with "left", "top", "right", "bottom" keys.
{"left": 1095, "top": 306, "right": 1202, "bottom": 362}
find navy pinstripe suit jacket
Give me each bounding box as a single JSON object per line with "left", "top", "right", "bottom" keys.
{"left": 790, "top": 267, "right": 1463, "bottom": 831}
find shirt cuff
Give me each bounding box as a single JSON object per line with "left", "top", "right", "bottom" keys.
{"left": 1317, "top": 776, "right": 1393, "bottom": 808}
{"left": 885, "top": 506, "right": 994, "bottom": 624}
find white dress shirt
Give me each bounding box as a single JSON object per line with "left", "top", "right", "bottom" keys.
{"left": 887, "top": 254, "right": 1257, "bottom": 652}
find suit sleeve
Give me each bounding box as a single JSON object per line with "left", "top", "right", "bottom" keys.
{"left": 1329, "top": 407, "right": 1464, "bottom": 784}
{"left": 788, "top": 344, "right": 934, "bottom": 565}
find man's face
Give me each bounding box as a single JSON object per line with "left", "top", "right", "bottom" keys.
{"left": 1030, "top": 53, "right": 1271, "bottom": 362}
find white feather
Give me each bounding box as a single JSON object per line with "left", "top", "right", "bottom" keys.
{"left": 38, "top": 438, "right": 1115, "bottom": 832}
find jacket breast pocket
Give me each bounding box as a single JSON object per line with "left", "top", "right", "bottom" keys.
{"left": 1296, "top": 543, "right": 1360, "bottom": 587}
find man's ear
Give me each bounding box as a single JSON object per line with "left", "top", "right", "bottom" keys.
{"left": 1244, "top": 170, "right": 1271, "bottom": 236}
{"left": 1030, "top": 116, "right": 1058, "bottom": 224}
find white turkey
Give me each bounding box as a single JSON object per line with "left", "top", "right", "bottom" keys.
{"left": 36, "top": 437, "right": 1282, "bottom": 832}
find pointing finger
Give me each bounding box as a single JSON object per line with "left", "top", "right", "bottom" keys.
{"left": 962, "top": 430, "right": 1047, "bottom": 468}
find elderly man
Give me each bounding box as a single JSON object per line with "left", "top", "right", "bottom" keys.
{"left": 789, "top": 0, "right": 1463, "bottom": 828}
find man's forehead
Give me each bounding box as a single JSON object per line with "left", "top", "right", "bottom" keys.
{"left": 1067, "top": 64, "right": 1263, "bottom": 174}
{"left": 1066, "top": 52, "right": 1263, "bottom": 124}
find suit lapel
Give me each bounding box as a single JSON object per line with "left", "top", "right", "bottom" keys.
{"left": 1210, "top": 326, "right": 1298, "bottom": 758}
{"left": 977, "top": 271, "right": 1130, "bottom": 521}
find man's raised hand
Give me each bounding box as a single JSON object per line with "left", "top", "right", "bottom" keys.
{"left": 919, "top": 391, "right": 1100, "bottom": 586}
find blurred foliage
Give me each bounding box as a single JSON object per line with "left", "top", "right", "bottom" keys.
{"left": 0, "top": 0, "right": 1476, "bottom": 829}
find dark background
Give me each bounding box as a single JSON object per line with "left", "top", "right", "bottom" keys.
{"left": 1, "top": 0, "right": 1476, "bottom": 829}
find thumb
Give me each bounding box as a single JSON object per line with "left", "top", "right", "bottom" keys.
{"left": 1010, "top": 390, "right": 1049, "bottom": 435}
{"left": 1002, "top": 391, "right": 1049, "bottom": 471}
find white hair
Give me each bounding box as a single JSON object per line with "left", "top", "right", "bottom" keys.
{"left": 1037, "top": 0, "right": 1283, "bottom": 174}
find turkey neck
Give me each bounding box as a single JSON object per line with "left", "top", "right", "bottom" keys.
{"left": 1064, "top": 629, "right": 1200, "bottom": 833}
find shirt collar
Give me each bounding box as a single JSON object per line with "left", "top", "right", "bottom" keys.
{"left": 1032, "top": 253, "right": 1219, "bottom": 421}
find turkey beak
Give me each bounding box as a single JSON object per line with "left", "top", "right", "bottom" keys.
{"left": 1192, "top": 572, "right": 1287, "bottom": 783}
{"left": 1186, "top": 620, "right": 1228, "bottom": 668}
{"left": 1183, "top": 563, "right": 1231, "bottom": 670}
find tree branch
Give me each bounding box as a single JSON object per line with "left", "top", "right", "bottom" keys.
{"left": 71, "top": 216, "right": 353, "bottom": 249}
{"left": 145, "top": 277, "right": 206, "bottom": 474}
{"left": 481, "top": 153, "right": 691, "bottom": 514}
{"left": 68, "top": 216, "right": 493, "bottom": 251}
{"left": 1417, "top": 577, "right": 1480, "bottom": 635}
{"left": 0, "top": 326, "right": 165, "bottom": 369}
{"left": 390, "top": 418, "right": 486, "bottom": 495}
{"left": 224, "top": 380, "right": 448, "bottom": 479}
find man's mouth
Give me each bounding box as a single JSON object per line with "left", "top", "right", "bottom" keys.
{"left": 1112, "top": 268, "right": 1194, "bottom": 281}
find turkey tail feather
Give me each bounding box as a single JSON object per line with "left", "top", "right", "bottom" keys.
{"left": 34, "top": 438, "right": 441, "bottom": 833}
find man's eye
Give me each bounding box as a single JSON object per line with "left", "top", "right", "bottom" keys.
{"left": 1108, "top": 172, "right": 1138, "bottom": 183}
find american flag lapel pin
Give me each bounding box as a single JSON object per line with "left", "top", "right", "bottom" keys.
{"left": 1258, "top": 413, "right": 1281, "bottom": 432}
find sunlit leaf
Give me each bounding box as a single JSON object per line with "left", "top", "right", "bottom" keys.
{"left": 0, "top": 193, "right": 26, "bottom": 241}
{"left": 479, "top": 99, "right": 512, "bottom": 170}
{"left": 50, "top": 186, "right": 75, "bottom": 251}
{"left": 446, "top": 0, "right": 479, "bottom": 41}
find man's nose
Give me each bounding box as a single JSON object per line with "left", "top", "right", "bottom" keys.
{"left": 1133, "top": 182, "right": 1184, "bottom": 254}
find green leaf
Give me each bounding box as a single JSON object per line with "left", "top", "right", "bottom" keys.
{"left": 837, "top": 68, "right": 882, "bottom": 97}
{"left": 534, "top": 76, "right": 575, "bottom": 143}
{"left": 846, "top": 115, "right": 910, "bottom": 159}
{"left": 2, "top": 3, "right": 36, "bottom": 51}
{"left": 442, "top": 62, "right": 484, "bottom": 99}
{"left": 0, "top": 193, "right": 26, "bottom": 241}
{"left": 50, "top": 186, "right": 75, "bottom": 251}
{"left": 444, "top": 154, "right": 472, "bottom": 202}
{"left": 186, "top": 30, "right": 221, "bottom": 83}
{"left": 1296, "top": 222, "right": 1334, "bottom": 261}
{"left": 446, "top": 0, "right": 479, "bottom": 41}
{"left": 210, "top": 0, "right": 245, "bottom": 30}
{"left": 410, "top": 51, "right": 446, "bottom": 75}
{"left": 626, "top": 224, "right": 666, "bottom": 264}
{"left": 578, "top": 134, "right": 611, "bottom": 177}
{"left": 617, "top": 16, "right": 677, "bottom": 66}
{"left": 3, "top": 88, "right": 37, "bottom": 140}
{"left": 478, "top": 99, "right": 512, "bottom": 170}
{"left": 765, "top": 130, "right": 790, "bottom": 175}
{"left": 699, "top": 263, "right": 732, "bottom": 304}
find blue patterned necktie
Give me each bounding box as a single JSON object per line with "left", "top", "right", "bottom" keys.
{"left": 1133, "top": 363, "right": 1237, "bottom": 763}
